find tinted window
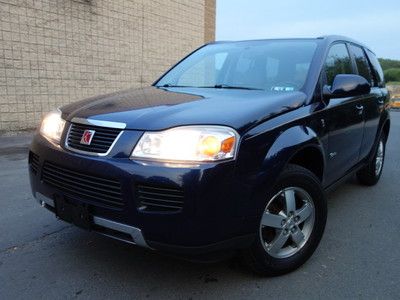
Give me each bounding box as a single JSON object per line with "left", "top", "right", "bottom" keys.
{"left": 157, "top": 40, "right": 318, "bottom": 91}
{"left": 365, "top": 49, "right": 385, "bottom": 87}
{"left": 325, "top": 43, "right": 353, "bottom": 86}
{"left": 349, "top": 45, "right": 373, "bottom": 84}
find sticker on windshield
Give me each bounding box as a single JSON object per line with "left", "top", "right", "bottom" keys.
{"left": 271, "top": 86, "right": 295, "bottom": 92}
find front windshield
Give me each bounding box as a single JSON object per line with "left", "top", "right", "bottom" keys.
{"left": 156, "top": 40, "right": 318, "bottom": 91}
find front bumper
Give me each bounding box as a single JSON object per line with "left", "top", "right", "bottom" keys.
{"left": 29, "top": 133, "right": 257, "bottom": 255}
{"left": 35, "top": 192, "right": 150, "bottom": 248}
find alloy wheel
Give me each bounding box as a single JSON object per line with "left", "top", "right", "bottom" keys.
{"left": 259, "top": 187, "right": 315, "bottom": 258}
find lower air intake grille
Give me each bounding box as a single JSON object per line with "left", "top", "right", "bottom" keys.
{"left": 137, "top": 185, "right": 184, "bottom": 212}
{"left": 42, "top": 161, "right": 124, "bottom": 209}
{"left": 66, "top": 123, "right": 122, "bottom": 154}
{"left": 29, "top": 151, "right": 39, "bottom": 174}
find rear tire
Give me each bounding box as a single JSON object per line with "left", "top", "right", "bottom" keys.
{"left": 243, "top": 164, "right": 327, "bottom": 276}
{"left": 357, "top": 134, "right": 386, "bottom": 186}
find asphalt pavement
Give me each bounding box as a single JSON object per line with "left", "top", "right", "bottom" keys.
{"left": 0, "top": 113, "right": 399, "bottom": 299}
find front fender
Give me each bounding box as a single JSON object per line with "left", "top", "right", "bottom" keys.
{"left": 235, "top": 125, "right": 325, "bottom": 216}
{"left": 262, "top": 125, "right": 324, "bottom": 186}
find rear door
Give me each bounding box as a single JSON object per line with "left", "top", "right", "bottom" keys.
{"left": 322, "top": 43, "right": 365, "bottom": 185}
{"left": 362, "top": 48, "right": 387, "bottom": 157}
{"left": 348, "top": 44, "right": 382, "bottom": 160}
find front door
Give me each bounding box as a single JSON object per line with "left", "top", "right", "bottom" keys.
{"left": 322, "top": 43, "right": 365, "bottom": 185}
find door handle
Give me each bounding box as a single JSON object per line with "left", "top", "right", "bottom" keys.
{"left": 356, "top": 104, "right": 364, "bottom": 115}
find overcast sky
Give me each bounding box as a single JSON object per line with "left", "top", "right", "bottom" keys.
{"left": 216, "top": 0, "right": 400, "bottom": 59}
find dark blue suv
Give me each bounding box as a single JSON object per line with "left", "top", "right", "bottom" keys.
{"left": 29, "top": 36, "right": 390, "bottom": 276}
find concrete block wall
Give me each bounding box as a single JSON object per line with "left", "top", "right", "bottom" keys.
{"left": 0, "top": 0, "right": 215, "bottom": 131}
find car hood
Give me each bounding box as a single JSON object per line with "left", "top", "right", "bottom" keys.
{"left": 61, "top": 86, "right": 307, "bottom": 134}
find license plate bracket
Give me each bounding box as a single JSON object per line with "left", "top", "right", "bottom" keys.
{"left": 55, "top": 197, "right": 92, "bottom": 230}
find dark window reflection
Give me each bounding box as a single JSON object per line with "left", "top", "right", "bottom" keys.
{"left": 350, "top": 45, "right": 373, "bottom": 84}
{"left": 325, "top": 43, "right": 353, "bottom": 87}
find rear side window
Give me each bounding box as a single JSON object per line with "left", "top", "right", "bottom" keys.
{"left": 325, "top": 43, "right": 353, "bottom": 86}
{"left": 365, "top": 49, "right": 385, "bottom": 87}
{"left": 349, "top": 44, "right": 373, "bottom": 84}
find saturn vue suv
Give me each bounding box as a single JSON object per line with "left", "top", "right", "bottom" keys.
{"left": 29, "top": 36, "right": 390, "bottom": 276}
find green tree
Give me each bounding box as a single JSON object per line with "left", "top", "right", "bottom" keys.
{"left": 378, "top": 58, "right": 400, "bottom": 71}
{"left": 384, "top": 68, "right": 400, "bottom": 82}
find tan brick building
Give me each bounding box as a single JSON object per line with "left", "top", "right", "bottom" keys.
{"left": 0, "top": 0, "right": 216, "bottom": 132}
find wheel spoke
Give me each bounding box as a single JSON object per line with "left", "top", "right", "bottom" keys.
{"left": 378, "top": 142, "right": 384, "bottom": 156}
{"left": 291, "top": 228, "right": 305, "bottom": 246}
{"left": 261, "top": 212, "right": 285, "bottom": 228}
{"left": 375, "top": 141, "right": 384, "bottom": 175}
{"left": 295, "top": 203, "right": 313, "bottom": 224}
{"left": 267, "top": 230, "right": 289, "bottom": 254}
{"left": 284, "top": 189, "right": 296, "bottom": 214}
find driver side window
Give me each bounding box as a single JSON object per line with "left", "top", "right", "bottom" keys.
{"left": 325, "top": 43, "right": 353, "bottom": 87}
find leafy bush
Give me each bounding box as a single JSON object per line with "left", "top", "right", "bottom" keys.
{"left": 378, "top": 58, "right": 400, "bottom": 71}
{"left": 384, "top": 68, "right": 400, "bottom": 82}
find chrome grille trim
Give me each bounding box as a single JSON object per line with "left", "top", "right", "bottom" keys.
{"left": 71, "top": 117, "right": 126, "bottom": 129}
{"left": 64, "top": 121, "right": 124, "bottom": 156}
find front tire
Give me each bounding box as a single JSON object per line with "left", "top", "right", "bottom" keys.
{"left": 243, "top": 164, "right": 327, "bottom": 276}
{"left": 356, "top": 135, "right": 386, "bottom": 186}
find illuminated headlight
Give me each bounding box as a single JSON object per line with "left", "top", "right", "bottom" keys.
{"left": 39, "top": 110, "right": 66, "bottom": 144}
{"left": 131, "top": 126, "right": 239, "bottom": 163}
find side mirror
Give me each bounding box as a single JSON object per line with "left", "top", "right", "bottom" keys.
{"left": 323, "top": 74, "right": 371, "bottom": 99}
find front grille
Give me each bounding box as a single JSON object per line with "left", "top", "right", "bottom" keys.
{"left": 29, "top": 151, "right": 40, "bottom": 174}
{"left": 42, "top": 161, "right": 124, "bottom": 209}
{"left": 137, "top": 184, "right": 184, "bottom": 212}
{"left": 66, "top": 123, "right": 122, "bottom": 154}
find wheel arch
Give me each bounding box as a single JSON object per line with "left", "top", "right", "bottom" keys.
{"left": 241, "top": 124, "right": 326, "bottom": 223}
{"left": 286, "top": 145, "right": 324, "bottom": 181}
{"left": 382, "top": 119, "right": 390, "bottom": 141}
{"left": 262, "top": 125, "right": 326, "bottom": 186}
{"left": 367, "top": 115, "right": 391, "bottom": 162}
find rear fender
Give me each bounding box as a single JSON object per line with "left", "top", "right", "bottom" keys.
{"left": 367, "top": 109, "right": 390, "bottom": 162}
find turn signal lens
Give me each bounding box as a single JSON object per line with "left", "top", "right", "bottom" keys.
{"left": 221, "top": 136, "right": 235, "bottom": 153}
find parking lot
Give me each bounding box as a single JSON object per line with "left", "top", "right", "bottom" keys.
{"left": 0, "top": 112, "right": 399, "bottom": 299}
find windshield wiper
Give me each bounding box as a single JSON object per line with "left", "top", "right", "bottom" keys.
{"left": 198, "top": 84, "right": 263, "bottom": 90}
{"left": 157, "top": 83, "right": 263, "bottom": 90}
{"left": 157, "top": 84, "right": 195, "bottom": 88}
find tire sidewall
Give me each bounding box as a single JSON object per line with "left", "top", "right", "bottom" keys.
{"left": 357, "top": 134, "right": 387, "bottom": 185}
